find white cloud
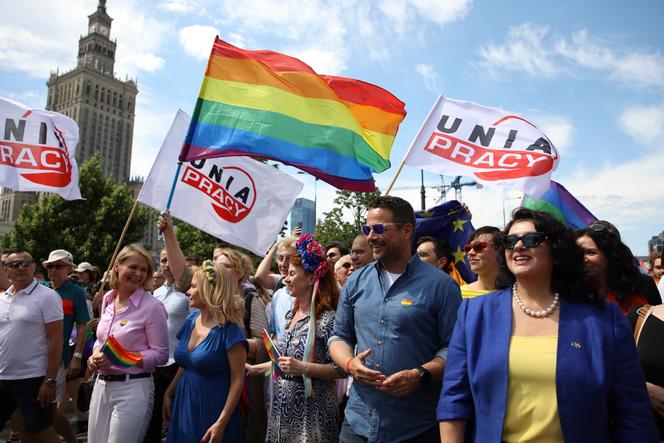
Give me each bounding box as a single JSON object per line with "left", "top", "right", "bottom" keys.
{"left": 618, "top": 104, "right": 664, "bottom": 147}
{"left": 178, "top": 25, "right": 219, "bottom": 60}
{"left": 415, "top": 63, "right": 443, "bottom": 93}
{"left": 0, "top": 0, "right": 167, "bottom": 80}
{"left": 212, "top": 0, "right": 473, "bottom": 73}
{"left": 159, "top": 0, "right": 202, "bottom": 13}
{"left": 0, "top": 90, "right": 45, "bottom": 108}
{"left": 286, "top": 46, "right": 348, "bottom": 75}
{"left": 533, "top": 115, "right": 575, "bottom": 154}
{"left": 479, "top": 23, "right": 559, "bottom": 78}
{"left": 479, "top": 23, "right": 664, "bottom": 90}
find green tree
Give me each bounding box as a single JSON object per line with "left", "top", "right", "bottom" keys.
{"left": 315, "top": 189, "right": 381, "bottom": 247}
{"left": 2, "top": 155, "right": 148, "bottom": 268}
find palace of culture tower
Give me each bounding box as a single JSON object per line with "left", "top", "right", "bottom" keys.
{"left": 0, "top": 0, "right": 137, "bottom": 226}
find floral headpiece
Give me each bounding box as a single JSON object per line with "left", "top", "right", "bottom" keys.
{"left": 202, "top": 260, "right": 217, "bottom": 286}
{"left": 295, "top": 234, "right": 329, "bottom": 279}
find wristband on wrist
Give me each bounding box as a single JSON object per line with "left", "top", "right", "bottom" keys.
{"left": 73, "top": 352, "right": 83, "bottom": 359}
{"left": 345, "top": 357, "right": 353, "bottom": 374}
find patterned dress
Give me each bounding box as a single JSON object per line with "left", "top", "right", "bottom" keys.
{"left": 266, "top": 309, "right": 343, "bottom": 443}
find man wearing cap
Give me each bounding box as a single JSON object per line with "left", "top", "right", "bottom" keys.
{"left": 0, "top": 249, "right": 63, "bottom": 441}
{"left": 44, "top": 249, "right": 89, "bottom": 443}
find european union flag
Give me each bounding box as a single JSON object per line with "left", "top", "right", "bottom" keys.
{"left": 414, "top": 200, "right": 476, "bottom": 284}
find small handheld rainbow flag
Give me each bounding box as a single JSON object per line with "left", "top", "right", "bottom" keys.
{"left": 101, "top": 336, "right": 143, "bottom": 368}
{"left": 262, "top": 329, "right": 282, "bottom": 379}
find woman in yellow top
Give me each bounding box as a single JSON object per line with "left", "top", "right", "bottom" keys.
{"left": 459, "top": 226, "right": 501, "bottom": 299}
{"left": 438, "top": 208, "right": 658, "bottom": 442}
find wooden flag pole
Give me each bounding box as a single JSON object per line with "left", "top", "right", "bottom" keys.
{"left": 383, "top": 158, "right": 407, "bottom": 196}
{"left": 94, "top": 197, "right": 141, "bottom": 303}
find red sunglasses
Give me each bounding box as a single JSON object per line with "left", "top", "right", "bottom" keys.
{"left": 463, "top": 241, "right": 497, "bottom": 254}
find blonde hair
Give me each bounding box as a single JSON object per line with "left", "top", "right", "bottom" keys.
{"left": 109, "top": 244, "right": 155, "bottom": 292}
{"left": 277, "top": 237, "right": 297, "bottom": 252}
{"left": 195, "top": 262, "right": 243, "bottom": 326}
{"left": 217, "top": 248, "right": 253, "bottom": 282}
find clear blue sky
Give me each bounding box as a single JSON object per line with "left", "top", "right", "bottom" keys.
{"left": 2, "top": 0, "right": 663, "bottom": 255}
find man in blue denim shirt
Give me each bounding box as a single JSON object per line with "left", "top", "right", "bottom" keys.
{"left": 330, "top": 196, "right": 462, "bottom": 443}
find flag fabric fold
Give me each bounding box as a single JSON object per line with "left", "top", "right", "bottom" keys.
{"left": 0, "top": 97, "right": 82, "bottom": 200}
{"left": 414, "top": 200, "right": 476, "bottom": 284}
{"left": 403, "top": 95, "right": 559, "bottom": 198}
{"left": 522, "top": 180, "right": 597, "bottom": 229}
{"left": 138, "top": 110, "right": 303, "bottom": 256}
{"left": 179, "top": 37, "right": 406, "bottom": 192}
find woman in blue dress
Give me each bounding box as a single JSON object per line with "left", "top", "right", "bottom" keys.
{"left": 164, "top": 260, "right": 247, "bottom": 443}
{"left": 247, "top": 234, "right": 344, "bottom": 442}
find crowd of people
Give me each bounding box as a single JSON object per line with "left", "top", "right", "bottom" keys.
{"left": 0, "top": 195, "right": 663, "bottom": 443}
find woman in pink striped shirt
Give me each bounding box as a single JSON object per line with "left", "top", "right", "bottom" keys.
{"left": 87, "top": 244, "right": 169, "bottom": 443}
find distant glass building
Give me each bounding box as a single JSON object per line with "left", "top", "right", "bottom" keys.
{"left": 290, "top": 198, "right": 316, "bottom": 234}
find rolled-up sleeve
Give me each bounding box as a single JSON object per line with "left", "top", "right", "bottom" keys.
{"left": 140, "top": 301, "right": 169, "bottom": 371}
{"left": 437, "top": 298, "right": 474, "bottom": 421}
{"left": 329, "top": 283, "right": 355, "bottom": 347}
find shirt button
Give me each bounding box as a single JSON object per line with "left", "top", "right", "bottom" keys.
{"left": 377, "top": 340, "right": 383, "bottom": 345}
{"left": 379, "top": 319, "right": 385, "bottom": 324}
{"left": 375, "top": 363, "right": 380, "bottom": 368}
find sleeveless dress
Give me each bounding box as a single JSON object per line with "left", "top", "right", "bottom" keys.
{"left": 167, "top": 312, "right": 247, "bottom": 443}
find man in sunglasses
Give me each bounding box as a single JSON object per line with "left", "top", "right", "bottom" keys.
{"left": 0, "top": 250, "right": 63, "bottom": 442}
{"left": 43, "top": 250, "right": 89, "bottom": 443}
{"left": 334, "top": 255, "right": 353, "bottom": 287}
{"left": 330, "top": 196, "right": 461, "bottom": 443}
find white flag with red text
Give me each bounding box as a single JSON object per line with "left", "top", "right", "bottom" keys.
{"left": 138, "top": 110, "right": 304, "bottom": 256}
{"left": 0, "top": 97, "right": 82, "bottom": 200}
{"left": 403, "top": 95, "right": 559, "bottom": 198}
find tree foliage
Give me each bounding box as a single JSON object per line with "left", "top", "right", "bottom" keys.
{"left": 315, "top": 189, "right": 381, "bottom": 248}
{"left": 2, "top": 155, "right": 147, "bottom": 268}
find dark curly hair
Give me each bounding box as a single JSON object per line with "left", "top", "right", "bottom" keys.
{"left": 575, "top": 225, "right": 640, "bottom": 299}
{"left": 290, "top": 254, "right": 339, "bottom": 319}
{"left": 496, "top": 208, "right": 600, "bottom": 305}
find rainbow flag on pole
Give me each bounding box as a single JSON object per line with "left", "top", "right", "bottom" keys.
{"left": 179, "top": 37, "right": 407, "bottom": 192}
{"left": 101, "top": 336, "right": 143, "bottom": 368}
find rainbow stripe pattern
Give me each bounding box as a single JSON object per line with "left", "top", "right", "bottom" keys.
{"left": 401, "top": 299, "right": 413, "bottom": 306}
{"left": 101, "top": 336, "right": 143, "bottom": 368}
{"left": 262, "top": 329, "right": 282, "bottom": 378}
{"left": 179, "top": 37, "right": 407, "bottom": 192}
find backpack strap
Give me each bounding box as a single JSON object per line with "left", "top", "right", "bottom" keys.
{"left": 243, "top": 291, "right": 253, "bottom": 336}
{"left": 633, "top": 304, "right": 653, "bottom": 343}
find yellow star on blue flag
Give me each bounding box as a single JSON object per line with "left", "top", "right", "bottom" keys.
{"left": 452, "top": 219, "right": 468, "bottom": 232}
{"left": 452, "top": 246, "right": 465, "bottom": 263}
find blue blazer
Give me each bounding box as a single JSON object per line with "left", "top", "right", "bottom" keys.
{"left": 437, "top": 289, "right": 658, "bottom": 443}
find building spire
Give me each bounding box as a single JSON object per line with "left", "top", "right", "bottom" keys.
{"left": 99, "top": 0, "right": 107, "bottom": 12}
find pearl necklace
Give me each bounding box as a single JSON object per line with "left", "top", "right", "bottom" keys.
{"left": 512, "top": 284, "right": 560, "bottom": 318}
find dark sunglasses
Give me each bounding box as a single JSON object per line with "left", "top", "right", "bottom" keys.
{"left": 361, "top": 222, "right": 403, "bottom": 236}
{"left": 463, "top": 241, "right": 497, "bottom": 254}
{"left": 586, "top": 223, "right": 618, "bottom": 237}
{"left": 340, "top": 262, "right": 352, "bottom": 270}
{"left": 499, "top": 232, "right": 548, "bottom": 249}
{"left": 5, "top": 259, "right": 34, "bottom": 268}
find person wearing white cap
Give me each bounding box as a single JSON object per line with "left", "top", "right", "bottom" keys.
{"left": 43, "top": 249, "right": 90, "bottom": 443}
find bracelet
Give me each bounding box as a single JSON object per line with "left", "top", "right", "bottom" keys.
{"left": 345, "top": 357, "right": 353, "bottom": 374}
{"left": 73, "top": 352, "right": 83, "bottom": 359}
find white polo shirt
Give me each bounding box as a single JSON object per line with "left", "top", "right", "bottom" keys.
{"left": 153, "top": 284, "right": 190, "bottom": 366}
{"left": 0, "top": 279, "right": 63, "bottom": 379}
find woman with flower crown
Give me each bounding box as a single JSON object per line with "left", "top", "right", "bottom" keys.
{"left": 247, "top": 234, "right": 345, "bottom": 442}
{"left": 163, "top": 261, "right": 247, "bottom": 443}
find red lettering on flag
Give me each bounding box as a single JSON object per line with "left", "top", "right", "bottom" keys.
{"left": 0, "top": 141, "right": 72, "bottom": 187}
{"left": 423, "top": 132, "right": 554, "bottom": 180}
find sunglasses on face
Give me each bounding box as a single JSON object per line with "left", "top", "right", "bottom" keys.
{"left": 5, "top": 259, "right": 34, "bottom": 268}
{"left": 45, "top": 263, "right": 69, "bottom": 270}
{"left": 340, "top": 262, "right": 352, "bottom": 270}
{"left": 361, "top": 222, "right": 403, "bottom": 236}
{"left": 463, "top": 241, "right": 496, "bottom": 254}
{"left": 499, "top": 232, "right": 548, "bottom": 249}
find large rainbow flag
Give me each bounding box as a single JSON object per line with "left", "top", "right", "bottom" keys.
{"left": 179, "top": 37, "right": 407, "bottom": 191}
